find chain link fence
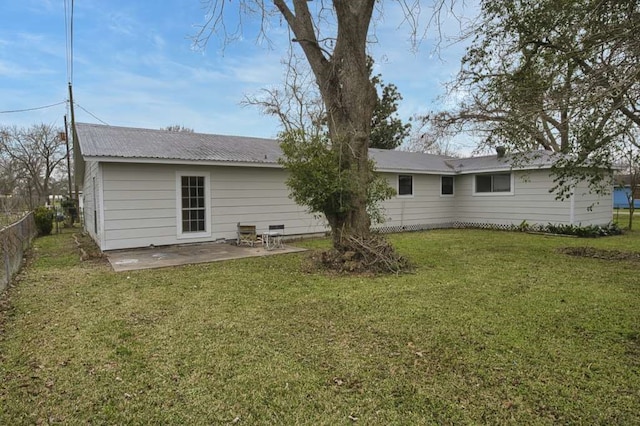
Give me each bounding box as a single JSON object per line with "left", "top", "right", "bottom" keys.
{"left": 0, "top": 212, "right": 37, "bottom": 293}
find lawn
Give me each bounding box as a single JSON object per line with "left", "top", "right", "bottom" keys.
{"left": 0, "top": 228, "right": 639, "bottom": 424}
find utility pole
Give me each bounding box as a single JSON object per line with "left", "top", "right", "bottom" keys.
{"left": 63, "top": 115, "right": 73, "bottom": 201}
{"left": 68, "top": 83, "right": 81, "bottom": 223}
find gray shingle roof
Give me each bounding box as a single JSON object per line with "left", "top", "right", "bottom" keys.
{"left": 76, "top": 123, "right": 554, "bottom": 174}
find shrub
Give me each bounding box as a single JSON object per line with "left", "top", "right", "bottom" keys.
{"left": 34, "top": 206, "right": 54, "bottom": 236}
{"left": 543, "top": 222, "right": 622, "bottom": 238}
{"left": 61, "top": 198, "right": 77, "bottom": 224}
{"left": 505, "top": 221, "right": 623, "bottom": 237}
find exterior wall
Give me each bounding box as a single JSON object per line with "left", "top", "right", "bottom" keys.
{"left": 82, "top": 161, "right": 101, "bottom": 247}
{"left": 92, "top": 161, "right": 615, "bottom": 251}
{"left": 614, "top": 187, "right": 640, "bottom": 209}
{"left": 99, "top": 162, "right": 326, "bottom": 250}
{"left": 377, "top": 173, "right": 455, "bottom": 230}
{"left": 453, "top": 170, "right": 572, "bottom": 226}
{"left": 572, "top": 180, "right": 613, "bottom": 225}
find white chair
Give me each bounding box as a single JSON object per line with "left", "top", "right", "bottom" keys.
{"left": 262, "top": 224, "right": 284, "bottom": 250}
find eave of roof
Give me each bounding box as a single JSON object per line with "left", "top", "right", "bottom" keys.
{"left": 76, "top": 123, "right": 557, "bottom": 175}
{"left": 81, "top": 156, "right": 282, "bottom": 169}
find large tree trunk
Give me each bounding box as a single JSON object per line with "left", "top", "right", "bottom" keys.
{"left": 276, "top": 0, "right": 377, "bottom": 248}
{"left": 320, "top": 2, "right": 377, "bottom": 246}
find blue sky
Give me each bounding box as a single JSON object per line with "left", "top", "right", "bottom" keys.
{"left": 0, "top": 0, "right": 475, "bottom": 148}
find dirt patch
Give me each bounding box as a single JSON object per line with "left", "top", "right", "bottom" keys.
{"left": 558, "top": 246, "right": 640, "bottom": 262}
{"left": 73, "top": 233, "right": 103, "bottom": 261}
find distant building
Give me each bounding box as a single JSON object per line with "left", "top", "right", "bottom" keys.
{"left": 614, "top": 174, "right": 640, "bottom": 209}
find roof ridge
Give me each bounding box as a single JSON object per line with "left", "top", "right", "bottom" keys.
{"left": 76, "top": 122, "right": 277, "bottom": 143}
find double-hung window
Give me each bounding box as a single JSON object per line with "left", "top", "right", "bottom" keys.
{"left": 474, "top": 173, "right": 512, "bottom": 194}
{"left": 398, "top": 175, "right": 413, "bottom": 196}
{"left": 176, "top": 172, "right": 211, "bottom": 238}
{"left": 441, "top": 176, "right": 454, "bottom": 196}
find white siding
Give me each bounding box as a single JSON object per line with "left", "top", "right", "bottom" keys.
{"left": 92, "top": 162, "right": 614, "bottom": 251}
{"left": 377, "top": 173, "right": 455, "bottom": 229}
{"left": 572, "top": 180, "right": 613, "bottom": 225}
{"left": 82, "top": 161, "right": 102, "bottom": 247}
{"left": 454, "top": 170, "right": 571, "bottom": 226}
{"left": 100, "top": 163, "right": 326, "bottom": 250}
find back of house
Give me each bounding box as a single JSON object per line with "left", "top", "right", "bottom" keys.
{"left": 75, "top": 123, "right": 613, "bottom": 251}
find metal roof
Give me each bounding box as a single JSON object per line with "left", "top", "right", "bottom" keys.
{"left": 370, "top": 148, "right": 454, "bottom": 173}
{"left": 76, "top": 123, "right": 554, "bottom": 174}
{"left": 446, "top": 151, "right": 556, "bottom": 174}
{"left": 76, "top": 123, "right": 282, "bottom": 165}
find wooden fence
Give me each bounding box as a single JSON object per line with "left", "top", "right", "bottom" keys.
{"left": 0, "top": 212, "right": 37, "bottom": 293}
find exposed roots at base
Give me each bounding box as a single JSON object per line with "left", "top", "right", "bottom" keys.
{"left": 310, "top": 234, "right": 412, "bottom": 274}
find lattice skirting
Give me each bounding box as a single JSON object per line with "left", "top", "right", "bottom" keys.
{"left": 372, "top": 223, "right": 455, "bottom": 234}
{"left": 373, "top": 221, "right": 535, "bottom": 234}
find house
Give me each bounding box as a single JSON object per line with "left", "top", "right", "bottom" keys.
{"left": 613, "top": 174, "right": 640, "bottom": 209}
{"left": 74, "top": 123, "right": 613, "bottom": 251}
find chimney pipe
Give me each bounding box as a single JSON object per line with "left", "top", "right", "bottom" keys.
{"left": 496, "top": 146, "right": 506, "bottom": 158}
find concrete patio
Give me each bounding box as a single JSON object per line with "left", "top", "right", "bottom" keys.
{"left": 106, "top": 242, "right": 307, "bottom": 272}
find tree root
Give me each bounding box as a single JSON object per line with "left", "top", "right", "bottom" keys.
{"left": 311, "top": 234, "right": 412, "bottom": 274}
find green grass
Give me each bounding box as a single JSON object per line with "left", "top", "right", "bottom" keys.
{"left": 1, "top": 228, "right": 639, "bottom": 424}
{"left": 614, "top": 209, "right": 639, "bottom": 231}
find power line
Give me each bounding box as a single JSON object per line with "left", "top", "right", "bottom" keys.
{"left": 71, "top": 0, "right": 74, "bottom": 83}
{"left": 0, "top": 101, "right": 67, "bottom": 114}
{"left": 64, "top": 0, "right": 69, "bottom": 82}
{"left": 74, "top": 103, "right": 109, "bottom": 125}
{"left": 64, "top": 0, "right": 74, "bottom": 84}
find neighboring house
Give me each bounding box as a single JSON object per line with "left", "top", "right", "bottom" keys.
{"left": 613, "top": 174, "right": 640, "bottom": 209}
{"left": 74, "top": 123, "right": 613, "bottom": 251}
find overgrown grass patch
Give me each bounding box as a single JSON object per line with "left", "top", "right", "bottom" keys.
{"left": 1, "top": 228, "right": 638, "bottom": 424}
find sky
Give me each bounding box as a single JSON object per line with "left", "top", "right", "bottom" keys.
{"left": 0, "top": 0, "right": 477, "bottom": 151}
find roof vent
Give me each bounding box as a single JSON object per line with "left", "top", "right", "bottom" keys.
{"left": 496, "top": 146, "right": 506, "bottom": 158}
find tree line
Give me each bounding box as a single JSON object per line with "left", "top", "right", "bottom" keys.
{"left": 0, "top": 124, "right": 70, "bottom": 212}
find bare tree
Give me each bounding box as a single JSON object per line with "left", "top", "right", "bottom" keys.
{"left": 0, "top": 156, "right": 23, "bottom": 213}
{"left": 616, "top": 131, "right": 640, "bottom": 229}
{"left": 162, "top": 125, "right": 195, "bottom": 133}
{"left": 242, "top": 55, "right": 326, "bottom": 139}
{"left": 406, "top": 116, "right": 463, "bottom": 157}
{"left": 244, "top": 54, "right": 411, "bottom": 149}
{"left": 0, "top": 124, "right": 67, "bottom": 208}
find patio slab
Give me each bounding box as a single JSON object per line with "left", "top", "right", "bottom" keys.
{"left": 106, "top": 242, "right": 307, "bottom": 272}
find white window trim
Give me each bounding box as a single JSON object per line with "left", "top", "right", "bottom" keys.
{"left": 397, "top": 174, "right": 414, "bottom": 198}
{"left": 175, "top": 171, "right": 212, "bottom": 239}
{"left": 440, "top": 175, "right": 455, "bottom": 197}
{"left": 472, "top": 172, "right": 515, "bottom": 196}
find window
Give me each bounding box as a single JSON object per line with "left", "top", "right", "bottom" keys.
{"left": 181, "top": 176, "right": 206, "bottom": 232}
{"left": 176, "top": 172, "right": 210, "bottom": 238}
{"left": 398, "top": 175, "right": 413, "bottom": 196}
{"left": 475, "top": 173, "right": 512, "bottom": 194}
{"left": 441, "top": 176, "right": 454, "bottom": 195}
